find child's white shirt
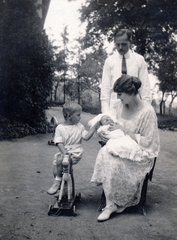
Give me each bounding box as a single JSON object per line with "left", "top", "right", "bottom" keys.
{"left": 53, "top": 123, "right": 88, "bottom": 164}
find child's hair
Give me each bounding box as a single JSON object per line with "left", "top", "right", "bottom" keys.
{"left": 62, "top": 102, "right": 82, "bottom": 120}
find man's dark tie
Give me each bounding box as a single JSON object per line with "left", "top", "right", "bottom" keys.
{"left": 122, "top": 55, "right": 127, "bottom": 75}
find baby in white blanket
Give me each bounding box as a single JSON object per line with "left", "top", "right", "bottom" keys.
{"left": 97, "top": 115, "right": 125, "bottom": 138}
{"left": 88, "top": 114, "right": 143, "bottom": 161}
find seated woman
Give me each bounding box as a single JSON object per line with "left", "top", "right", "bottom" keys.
{"left": 91, "top": 75, "right": 160, "bottom": 222}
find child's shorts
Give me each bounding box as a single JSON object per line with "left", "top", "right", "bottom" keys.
{"left": 53, "top": 152, "right": 82, "bottom": 166}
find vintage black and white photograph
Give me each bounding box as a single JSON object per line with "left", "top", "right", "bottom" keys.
{"left": 0, "top": 0, "right": 177, "bottom": 239}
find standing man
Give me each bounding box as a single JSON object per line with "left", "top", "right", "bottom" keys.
{"left": 101, "top": 28, "right": 151, "bottom": 115}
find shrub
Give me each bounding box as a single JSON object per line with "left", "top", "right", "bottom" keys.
{"left": 0, "top": 0, "right": 53, "bottom": 139}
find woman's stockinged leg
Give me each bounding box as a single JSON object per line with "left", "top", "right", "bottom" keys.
{"left": 105, "top": 191, "right": 115, "bottom": 208}
{"left": 104, "top": 187, "right": 127, "bottom": 213}
{"left": 97, "top": 188, "right": 117, "bottom": 222}
{"left": 97, "top": 185, "right": 127, "bottom": 222}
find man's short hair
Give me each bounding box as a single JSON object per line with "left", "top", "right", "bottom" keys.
{"left": 114, "top": 28, "right": 132, "bottom": 41}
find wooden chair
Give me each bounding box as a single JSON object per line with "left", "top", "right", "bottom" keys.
{"left": 136, "top": 157, "right": 157, "bottom": 215}
{"left": 97, "top": 141, "right": 157, "bottom": 216}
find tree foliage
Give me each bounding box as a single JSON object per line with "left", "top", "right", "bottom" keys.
{"left": 0, "top": 0, "right": 53, "bottom": 136}
{"left": 65, "top": 41, "right": 107, "bottom": 105}
{"left": 158, "top": 39, "right": 177, "bottom": 114}
{"left": 79, "top": 0, "right": 177, "bottom": 114}
{"left": 78, "top": 45, "right": 107, "bottom": 93}
{"left": 50, "top": 26, "right": 69, "bottom": 104}
{"left": 80, "top": 0, "right": 177, "bottom": 56}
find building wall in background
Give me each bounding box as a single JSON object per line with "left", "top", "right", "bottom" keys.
{"left": 36, "top": 0, "right": 51, "bottom": 27}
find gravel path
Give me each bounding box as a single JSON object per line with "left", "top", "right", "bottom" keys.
{"left": 0, "top": 107, "right": 177, "bottom": 240}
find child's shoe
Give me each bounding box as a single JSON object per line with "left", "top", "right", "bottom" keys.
{"left": 54, "top": 185, "right": 68, "bottom": 198}
{"left": 54, "top": 191, "right": 60, "bottom": 198}
{"left": 47, "top": 180, "right": 61, "bottom": 195}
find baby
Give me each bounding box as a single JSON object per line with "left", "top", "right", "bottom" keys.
{"left": 89, "top": 114, "right": 143, "bottom": 161}
{"left": 97, "top": 115, "right": 125, "bottom": 139}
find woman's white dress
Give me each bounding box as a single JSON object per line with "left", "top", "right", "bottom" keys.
{"left": 91, "top": 102, "right": 160, "bottom": 207}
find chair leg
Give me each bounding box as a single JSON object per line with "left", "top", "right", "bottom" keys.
{"left": 142, "top": 205, "right": 147, "bottom": 216}
{"left": 138, "top": 174, "right": 149, "bottom": 215}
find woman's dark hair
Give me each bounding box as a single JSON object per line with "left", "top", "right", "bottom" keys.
{"left": 113, "top": 75, "right": 141, "bottom": 95}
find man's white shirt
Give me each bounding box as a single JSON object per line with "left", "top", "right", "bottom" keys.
{"left": 101, "top": 49, "right": 152, "bottom": 114}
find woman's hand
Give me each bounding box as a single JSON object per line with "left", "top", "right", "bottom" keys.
{"left": 108, "top": 122, "right": 123, "bottom": 131}
{"left": 97, "top": 131, "right": 109, "bottom": 143}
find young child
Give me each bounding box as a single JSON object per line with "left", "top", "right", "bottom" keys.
{"left": 88, "top": 113, "right": 144, "bottom": 161}
{"left": 47, "top": 102, "right": 99, "bottom": 195}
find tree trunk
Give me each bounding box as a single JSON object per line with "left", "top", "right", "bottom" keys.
{"left": 77, "top": 79, "right": 81, "bottom": 104}
{"left": 54, "top": 82, "right": 59, "bottom": 102}
{"left": 163, "top": 101, "right": 165, "bottom": 115}
{"left": 169, "top": 101, "right": 173, "bottom": 116}
{"left": 160, "top": 100, "right": 163, "bottom": 115}
{"left": 160, "top": 92, "right": 166, "bottom": 115}
{"left": 168, "top": 95, "right": 176, "bottom": 116}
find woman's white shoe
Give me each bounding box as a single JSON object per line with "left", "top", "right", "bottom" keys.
{"left": 116, "top": 205, "right": 126, "bottom": 213}
{"left": 97, "top": 204, "right": 117, "bottom": 222}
